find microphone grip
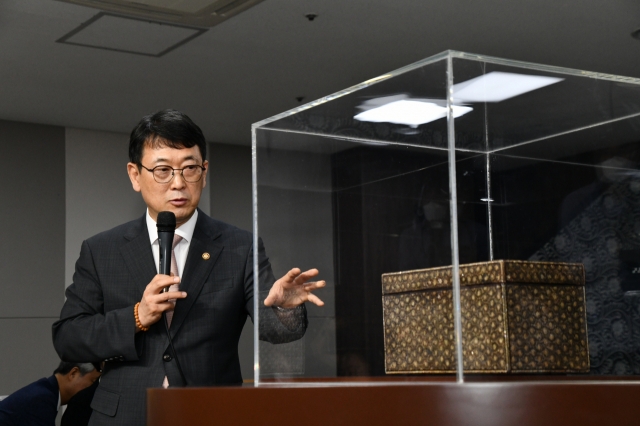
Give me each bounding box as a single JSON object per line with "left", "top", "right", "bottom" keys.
{"left": 158, "top": 230, "right": 174, "bottom": 293}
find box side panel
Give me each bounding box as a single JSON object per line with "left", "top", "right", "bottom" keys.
{"left": 383, "top": 289, "right": 455, "bottom": 373}
{"left": 461, "top": 284, "right": 509, "bottom": 372}
{"left": 383, "top": 284, "right": 509, "bottom": 373}
{"left": 506, "top": 284, "right": 589, "bottom": 372}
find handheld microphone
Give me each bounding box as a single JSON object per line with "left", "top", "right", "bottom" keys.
{"left": 157, "top": 211, "right": 176, "bottom": 292}
{"left": 156, "top": 210, "right": 187, "bottom": 386}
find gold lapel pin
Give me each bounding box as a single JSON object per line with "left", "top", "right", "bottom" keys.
{"left": 202, "top": 252, "right": 211, "bottom": 260}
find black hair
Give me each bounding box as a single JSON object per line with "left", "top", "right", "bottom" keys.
{"left": 129, "top": 109, "right": 207, "bottom": 166}
{"left": 53, "top": 361, "right": 96, "bottom": 376}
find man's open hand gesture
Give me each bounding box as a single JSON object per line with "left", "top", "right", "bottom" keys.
{"left": 264, "top": 268, "right": 325, "bottom": 308}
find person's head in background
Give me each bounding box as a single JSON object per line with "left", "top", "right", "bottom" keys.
{"left": 54, "top": 362, "right": 101, "bottom": 405}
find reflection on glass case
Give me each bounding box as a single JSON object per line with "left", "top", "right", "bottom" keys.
{"left": 252, "top": 51, "right": 640, "bottom": 384}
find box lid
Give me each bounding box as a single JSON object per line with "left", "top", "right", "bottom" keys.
{"left": 381, "top": 260, "right": 584, "bottom": 295}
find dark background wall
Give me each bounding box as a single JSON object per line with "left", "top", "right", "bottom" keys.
{"left": 0, "top": 120, "right": 65, "bottom": 394}
{"left": 208, "top": 143, "right": 256, "bottom": 379}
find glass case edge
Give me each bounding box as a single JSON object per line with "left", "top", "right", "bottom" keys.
{"left": 251, "top": 126, "right": 260, "bottom": 386}
{"left": 255, "top": 126, "right": 470, "bottom": 152}
{"left": 254, "top": 49, "right": 640, "bottom": 133}
{"left": 450, "top": 51, "right": 640, "bottom": 84}
{"left": 252, "top": 51, "right": 451, "bottom": 129}
{"left": 489, "top": 109, "right": 640, "bottom": 155}
{"left": 446, "top": 54, "right": 465, "bottom": 384}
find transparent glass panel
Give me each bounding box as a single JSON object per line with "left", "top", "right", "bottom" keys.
{"left": 253, "top": 56, "right": 458, "bottom": 383}
{"left": 254, "top": 50, "right": 640, "bottom": 385}
{"left": 449, "top": 53, "right": 640, "bottom": 377}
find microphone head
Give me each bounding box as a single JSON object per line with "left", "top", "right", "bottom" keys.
{"left": 157, "top": 211, "right": 176, "bottom": 232}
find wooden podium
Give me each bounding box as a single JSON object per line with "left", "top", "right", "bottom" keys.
{"left": 148, "top": 378, "right": 640, "bottom": 426}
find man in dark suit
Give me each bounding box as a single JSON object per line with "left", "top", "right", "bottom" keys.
{"left": 52, "top": 109, "right": 325, "bottom": 426}
{"left": 0, "top": 362, "right": 100, "bottom": 426}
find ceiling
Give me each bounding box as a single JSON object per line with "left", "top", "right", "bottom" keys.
{"left": 1, "top": 0, "right": 639, "bottom": 146}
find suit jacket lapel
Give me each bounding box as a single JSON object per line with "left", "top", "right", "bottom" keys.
{"left": 169, "top": 212, "right": 223, "bottom": 336}
{"left": 120, "top": 215, "right": 156, "bottom": 297}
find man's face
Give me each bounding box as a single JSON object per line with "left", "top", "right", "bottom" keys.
{"left": 127, "top": 140, "right": 208, "bottom": 227}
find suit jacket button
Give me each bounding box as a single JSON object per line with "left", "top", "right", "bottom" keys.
{"left": 163, "top": 354, "right": 172, "bottom": 362}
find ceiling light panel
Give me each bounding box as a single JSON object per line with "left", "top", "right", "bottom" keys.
{"left": 56, "top": 0, "right": 265, "bottom": 27}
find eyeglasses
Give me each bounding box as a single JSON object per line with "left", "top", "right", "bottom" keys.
{"left": 140, "top": 164, "right": 206, "bottom": 183}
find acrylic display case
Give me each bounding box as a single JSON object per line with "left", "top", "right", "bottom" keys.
{"left": 251, "top": 50, "right": 640, "bottom": 384}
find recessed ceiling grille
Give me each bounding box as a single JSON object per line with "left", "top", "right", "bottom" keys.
{"left": 56, "top": 0, "right": 266, "bottom": 27}
{"left": 57, "top": 13, "right": 207, "bottom": 57}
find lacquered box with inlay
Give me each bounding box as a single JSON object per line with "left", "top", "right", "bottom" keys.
{"left": 382, "top": 260, "right": 589, "bottom": 373}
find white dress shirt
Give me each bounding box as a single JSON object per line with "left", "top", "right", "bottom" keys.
{"left": 145, "top": 209, "right": 198, "bottom": 277}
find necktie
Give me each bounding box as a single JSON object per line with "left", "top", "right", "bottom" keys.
{"left": 164, "top": 234, "right": 183, "bottom": 326}
{"left": 162, "top": 234, "right": 182, "bottom": 389}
